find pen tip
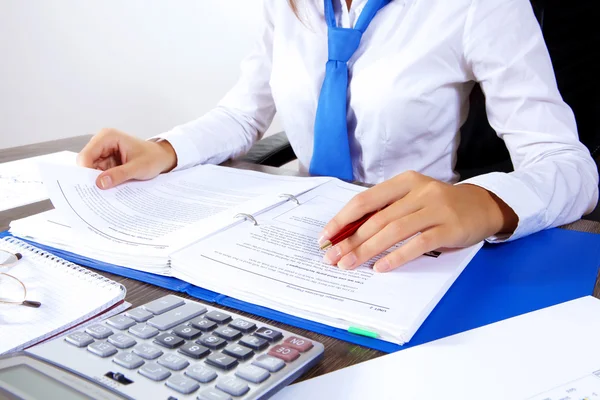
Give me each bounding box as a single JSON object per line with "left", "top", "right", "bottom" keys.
{"left": 319, "top": 240, "right": 332, "bottom": 250}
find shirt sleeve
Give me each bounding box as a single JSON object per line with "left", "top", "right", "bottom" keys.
{"left": 460, "top": 0, "right": 599, "bottom": 242}
{"left": 151, "top": 1, "right": 277, "bottom": 171}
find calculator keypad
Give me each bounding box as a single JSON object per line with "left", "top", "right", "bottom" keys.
{"left": 60, "top": 295, "right": 323, "bottom": 399}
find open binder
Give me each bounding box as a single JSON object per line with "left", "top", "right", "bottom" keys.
{"left": 11, "top": 163, "right": 600, "bottom": 352}
{"left": 3, "top": 225, "right": 599, "bottom": 353}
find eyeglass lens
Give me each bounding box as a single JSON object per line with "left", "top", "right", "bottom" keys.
{"left": 0, "top": 250, "right": 21, "bottom": 266}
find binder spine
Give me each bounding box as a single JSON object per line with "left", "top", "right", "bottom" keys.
{"left": 0, "top": 237, "right": 124, "bottom": 291}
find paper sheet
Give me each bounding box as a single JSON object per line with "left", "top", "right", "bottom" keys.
{"left": 0, "top": 151, "right": 77, "bottom": 212}
{"left": 41, "top": 163, "right": 330, "bottom": 251}
{"left": 275, "top": 296, "right": 600, "bottom": 400}
{"left": 172, "top": 179, "right": 482, "bottom": 344}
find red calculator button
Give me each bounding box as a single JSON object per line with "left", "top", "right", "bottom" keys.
{"left": 283, "top": 336, "right": 314, "bottom": 352}
{"left": 268, "top": 345, "right": 300, "bottom": 362}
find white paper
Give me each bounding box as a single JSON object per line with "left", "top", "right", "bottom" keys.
{"left": 41, "top": 163, "right": 330, "bottom": 251}
{"left": 172, "top": 179, "right": 482, "bottom": 344}
{"left": 275, "top": 296, "right": 600, "bottom": 400}
{"left": 0, "top": 151, "right": 77, "bottom": 212}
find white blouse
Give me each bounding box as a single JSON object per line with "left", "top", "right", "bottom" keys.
{"left": 157, "top": 0, "right": 599, "bottom": 241}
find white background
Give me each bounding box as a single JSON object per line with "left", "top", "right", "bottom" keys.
{"left": 0, "top": 0, "right": 282, "bottom": 149}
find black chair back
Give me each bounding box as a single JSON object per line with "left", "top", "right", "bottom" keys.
{"left": 456, "top": 0, "right": 600, "bottom": 181}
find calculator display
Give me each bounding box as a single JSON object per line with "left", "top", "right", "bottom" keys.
{"left": 0, "top": 364, "right": 92, "bottom": 400}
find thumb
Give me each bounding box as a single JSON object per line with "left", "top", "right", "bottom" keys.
{"left": 96, "top": 160, "right": 142, "bottom": 189}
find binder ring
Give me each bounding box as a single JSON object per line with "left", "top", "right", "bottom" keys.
{"left": 234, "top": 213, "right": 259, "bottom": 226}
{"left": 279, "top": 193, "right": 300, "bottom": 205}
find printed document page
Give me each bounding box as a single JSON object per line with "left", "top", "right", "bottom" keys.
{"left": 41, "top": 163, "right": 329, "bottom": 251}
{"left": 172, "top": 179, "right": 482, "bottom": 344}
{"left": 0, "top": 151, "right": 76, "bottom": 212}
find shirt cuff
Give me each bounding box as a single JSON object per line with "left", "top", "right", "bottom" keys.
{"left": 149, "top": 128, "right": 201, "bottom": 172}
{"left": 458, "top": 172, "right": 547, "bottom": 243}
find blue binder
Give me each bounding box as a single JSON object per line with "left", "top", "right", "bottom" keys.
{"left": 2, "top": 227, "right": 599, "bottom": 353}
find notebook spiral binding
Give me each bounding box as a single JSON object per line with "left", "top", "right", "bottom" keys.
{"left": 234, "top": 193, "right": 301, "bottom": 227}
{"left": 0, "top": 237, "right": 124, "bottom": 291}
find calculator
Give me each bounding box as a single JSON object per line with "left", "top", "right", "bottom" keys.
{"left": 0, "top": 295, "right": 324, "bottom": 400}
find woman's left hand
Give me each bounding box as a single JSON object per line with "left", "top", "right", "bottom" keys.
{"left": 319, "top": 171, "right": 518, "bottom": 272}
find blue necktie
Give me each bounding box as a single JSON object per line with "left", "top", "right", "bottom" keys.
{"left": 309, "top": 0, "right": 391, "bottom": 181}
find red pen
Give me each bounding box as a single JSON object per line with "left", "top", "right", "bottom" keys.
{"left": 319, "top": 209, "right": 382, "bottom": 250}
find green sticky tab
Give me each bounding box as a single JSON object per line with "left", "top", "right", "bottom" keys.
{"left": 348, "top": 326, "right": 378, "bottom": 338}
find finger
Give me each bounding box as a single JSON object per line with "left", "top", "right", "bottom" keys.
{"left": 77, "top": 129, "right": 120, "bottom": 168}
{"left": 319, "top": 171, "right": 424, "bottom": 245}
{"left": 322, "top": 195, "right": 423, "bottom": 265}
{"left": 96, "top": 159, "right": 144, "bottom": 189}
{"left": 336, "top": 209, "right": 438, "bottom": 270}
{"left": 93, "top": 156, "right": 120, "bottom": 171}
{"left": 374, "top": 226, "right": 448, "bottom": 272}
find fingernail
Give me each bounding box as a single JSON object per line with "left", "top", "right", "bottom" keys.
{"left": 323, "top": 245, "right": 342, "bottom": 265}
{"left": 375, "top": 259, "right": 391, "bottom": 273}
{"left": 99, "top": 175, "right": 112, "bottom": 189}
{"left": 317, "top": 230, "right": 331, "bottom": 246}
{"left": 338, "top": 252, "right": 357, "bottom": 270}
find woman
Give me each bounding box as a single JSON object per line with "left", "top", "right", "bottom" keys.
{"left": 78, "top": 0, "right": 599, "bottom": 273}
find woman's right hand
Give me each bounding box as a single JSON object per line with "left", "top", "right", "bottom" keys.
{"left": 77, "top": 128, "right": 177, "bottom": 190}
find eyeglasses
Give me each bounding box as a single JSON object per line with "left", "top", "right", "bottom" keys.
{"left": 0, "top": 249, "right": 41, "bottom": 308}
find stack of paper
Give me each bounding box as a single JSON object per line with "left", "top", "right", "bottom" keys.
{"left": 11, "top": 163, "right": 482, "bottom": 346}
{"left": 170, "top": 179, "right": 482, "bottom": 345}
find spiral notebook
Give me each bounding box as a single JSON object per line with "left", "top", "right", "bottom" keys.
{"left": 0, "top": 237, "right": 127, "bottom": 356}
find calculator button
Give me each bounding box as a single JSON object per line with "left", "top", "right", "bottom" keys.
{"left": 205, "top": 352, "right": 238, "bottom": 370}
{"left": 185, "top": 364, "right": 218, "bottom": 383}
{"left": 65, "top": 332, "right": 94, "bottom": 347}
{"left": 113, "top": 352, "right": 145, "bottom": 369}
{"left": 138, "top": 362, "right": 171, "bottom": 381}
{"left": 235, "top": 365, "right": 270, "bottom": 384}
{"left": 190, "top": 317, "right": 217, "bottom": 332}
{"left": 87, "top": 341, "right": 118, "bottom": 358}
{"left": 148, "top": 303, "right": 207, "bottom": 331}
{"left": 252, "top": 355, "right": 285, "bottom": 372}
{"left": 128, "top": 323, "right": 159, "bottom": 339}
{"left": 268, "top": 345, "right": 300, "bottom": 362}
{"left": 125, "top": 307, "right": 153, "bottom": 322}
{"left": 165, "top": 375, "right": 199, "bottom": 395}
{"left": 179, "top": 342, "right": 210, "bottom": 359}
{"left": 157, "top": 354, "right": 189, "bottom": 371}
{"left": 198, "top": 335, "right": 226, "bottom": 350}
{"left": 238, "top": 335, "right": 268, "bottom": 351}
{"left": 106, "top": 315, "right": 136, "bottom": 330}
{"left": 216, "top": 377, "right": 250, "bottom": 397}
{"left": 213, "top": 326, "right": 241, "bottom": 341}
{"left": 197, "top": 388, "right": 232, "bottom": 400}
{"left": 254, "top": 327, "right": 283, "bottom": 342}
{"left": 284, "top": 336, "right": 314, "bottom": 352}
{"left": 85, "top": 324, "right": 113, "bottom": 339}
{"left": 154, "top": 332, "right": 185, "bottom": 349}
{"left": 204, "top": 310, "right": 232, "bottom": 324}
{"left": 133, "top": 344, "right": 163, "bottom": 360}
{"left": 172, "top": 324, "right": 202, "bottom": 340}
{"left": 143, "top": 295, "right": 185, "bottom": 315}
{"left": 223, "top": 344, "right": 254, "bottom": 361}
{"left": 107, "top": 333, "right": 137, "bottom": 349}
{"left": 228, "top": 319, "right": 256, "bottom": 333}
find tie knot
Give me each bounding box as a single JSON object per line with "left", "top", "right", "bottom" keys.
{"left": 328, "top": 27, "right": 363, "bottom": 63}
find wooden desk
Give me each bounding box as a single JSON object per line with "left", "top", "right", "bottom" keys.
{"left": 1, "top": 136, "right": 599, "bottom": 383}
